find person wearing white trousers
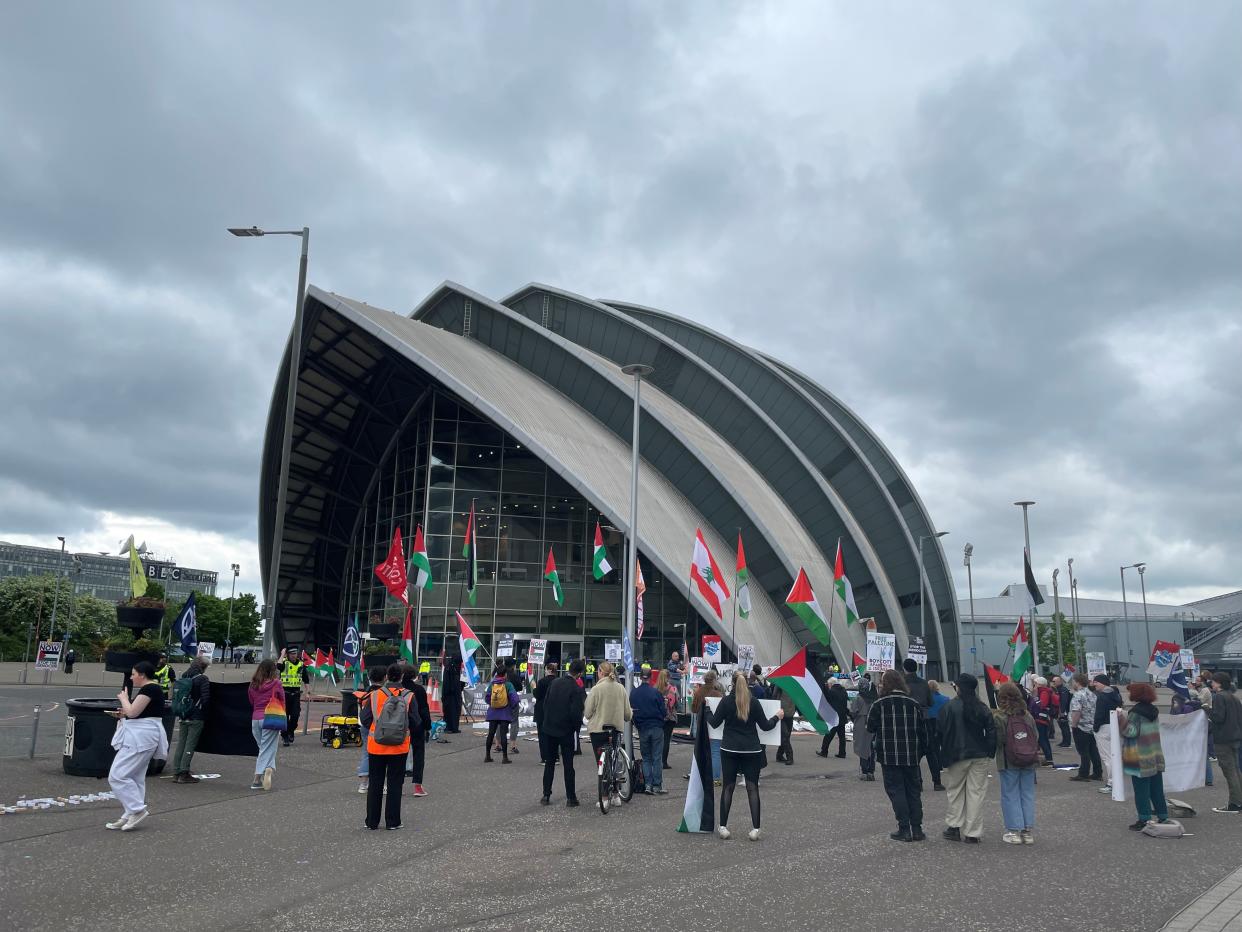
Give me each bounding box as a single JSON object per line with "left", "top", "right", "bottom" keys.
{"left": 106, "top": 662, "right": 170, "bottom": 832}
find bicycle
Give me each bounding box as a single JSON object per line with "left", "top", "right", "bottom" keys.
{"left": 596, "top": 727, "right": 634, "bottom": 814}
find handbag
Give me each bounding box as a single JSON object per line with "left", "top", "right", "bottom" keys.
{"left": 262, "top": 695, "right": 287, "bottom": 731}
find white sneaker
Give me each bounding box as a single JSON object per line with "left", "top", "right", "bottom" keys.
{"left": 717, "top": 825, "right": 731, "bottom": 839}
{"left": 358, "top": 782, "right": 368, "bottom": 794}
{"left": 105, "top": 816, "right": 128, "bottom": 830}
{"left": 1002, "top": 831, "right": 1023, "bottom": 845}
{"left": 262, "top": 767, "right": 274, "bottom": 791}
{"left": 748, "top": 828, "right": 761, "bottom": 841}
{"left": 121, "top": 809, "right": 149, "bottom": 832}
{"left": 1098, "top": 785, "right": 1112, "bottom": 794}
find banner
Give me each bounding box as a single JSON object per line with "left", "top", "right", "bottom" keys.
{"left": 1147, "top": 639, "right": 1181, "bottom": 679}
{"left": 528, "top": 638, "right": 547, "bottom": 665}
{"left": 704, "top": 697, "right": 782, "bottom": 746}
{"left": 1108, "top": 709, "right": 1207, "bottom": 799}
{"left": 866, "top": 632, "right": 896, "bottom": 672}
{"left": 702, "top": 635, "right": 722, "bottom": 661}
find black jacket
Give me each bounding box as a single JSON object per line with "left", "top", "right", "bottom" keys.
{"left": 400, "top": 673, "right": 433, "bottom": 735}
{"left": 441, "top": 659, "right": 463, "bottom": 695}
{"left": 178, "top": 661, "right": 211, "bottom": 721}
{"left": 541, "top": 677, "right": 586, "bottom": 738}
{"left": 1092, "top": 686, "right": 1124, "bottom": 733}
{"left": 936, "top": 697, "right": 996, "bottom": 767}
{"left": 533, "top": 673, "right": 558, "bottom": 727}
{"left": 904, "top": 672, "right": 932, "bottom": 717}
{"left": 826, "top": 683, "right": 850, "bottom": 721}
{"left": 1206, "top": 690, "right": 1242, "bottom": 743}
{"left": 705, "top": 692, "right": 778, "bottom": 754}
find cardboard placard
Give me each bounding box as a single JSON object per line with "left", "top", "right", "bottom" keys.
{"left": 704, "top": 696, "right": 781, "bottom": 746}
{"left": 35, "top": 641, "right": 62, "bottom": 670}
{"left": 736, "top": 643, "right": 756, "bottom": 671}
{"left": 866, "top": 632, "right": 896, "bottom": 673}
{"left": 1087, "top": 652, "right": 1107, "bottom": 677}
{"left": 528, "top": 638, "right": 547, "bottom": 665}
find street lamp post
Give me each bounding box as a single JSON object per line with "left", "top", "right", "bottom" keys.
{"left": 964, "top": 544, "right": 977, "bottom": 673}
{"left": 42, "top": 536, "right": 67, "bottom": 685}
{"left": 1013, "top": 501, "right": 1038, "bottom": 673}
{"left": 918, "top": 531, "right": 949, "bottom": 671}
{"left": 230, "top": 225, "right": 310, "bottom": 659}
{"left": 226, "top": 563, "right": 240, "bottom": 661}
{"left": 1135, "top": 563, "right": 1150, "bottom": 678}
{"left": 1052, "top": 568, "right": 1063, "bottom": 670}
{"left": 620, "top": 363, "right": 653, "bottom": 756}
{"left": 1067, "top": 558, "right": 1082, "bottom": 667}
{"left": 1120, "top": 565, "right": 1132, "bottom": 681}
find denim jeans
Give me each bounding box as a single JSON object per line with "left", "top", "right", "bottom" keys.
{"left": 710, "top": 739, "right": 722, "bottom": 781}
{"left": 358, "top": 747, "right": 369, "bottom": 778}
{"left": 639, "top": 727, "right": 664, "bottom": 790}
{"left": 251, "top": 721, "right": 279, "bottom": 776}
{"left": 1131, "top": 772, "right": 1168, "bottom": 822}
{"left": 999, "top": 768, "right": 1036, "bottom": 831}
{"left": 1036, "top": 722, "right": 1054, "bottom": 763}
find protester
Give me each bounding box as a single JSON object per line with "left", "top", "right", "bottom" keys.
{"left": 400, "top": 664, "right": 433, "bottom": 797}
{"left": 247, "top": 659, "right": 285, "bottom": 792}
{"left": 1116, "top": 682, "right": 1170, "bottom": 830}
{"left": 358, "top": 664, "right": 421, "bottom": 830}
{"left": 1030, "top": 676, "right": 1058, "bottom": 766}
{"left": 850, "top": 675, "right": 877, "bottom": 781}
{"left": 1068, "top": 673, "right": 1102, "bottom": 783}
{"left": 171, "top": 653, "right": 211, "bottom": 783}
{"left": 770, "top": 677, "right": 796, "bottom": 766}
{"left": 533, "top": 661, "right": 560, "bottom": 761}
{"left": 937, "top": 673, "right": 996, "bottom": 844}
{"left": 1206, "top": 672, "right": 1242, "bottom": 813}
{"left": 441, "top": 654, "right": 464, "bottom": 733}
{"left": 1054, "top": 675, "right": 1074, "bottom": 747}
{"left": 706, "top": 671, "right": 783, "bottom": 840}
{"left": 928, "top": 680, "right": 950, "bottom": 790}
{"left": 993, "top": 682, "right": 1038, "bottom": 844}
{"left": 540, "top": 659, "right": 586, "bottom": 807}
{"left": 901, "top": 658, "right": 940, "bottom": 790}
{"left": 817, "top": 678, "right": 850, "bottom": 759}
{"left": 668, "top": 651, "right": 685, "bottom": 681}
{"left": 690, "top": 668, "right": 724, "bottom": 783}
{"left": 484, "top": 664, "right": 519, "bottom": 764}
{"left": 276, "top": 647, "right": 309, "bottom": 746}
{"left": 657, "top": 669, "right": 679, "bottom": 770}
{"left": 867, "top": 670, "right": 928, "bottom": 842}
{"left": 1092, "top": 674, "right": 1125, "bottom": 793}
{"left": 748, "top": 664, "right": 767, "bottom": 699}
{"left": 584, "top": 661, "right": 633, "bottom": 760}
{"left": 355, "top": 665, "right": 385, "bottom": 794}
{"left": 105, "top": 661, "right": 170, "bottom": 831}
{"left": 504, "top": 659, "right": 524, "bottom": 755}
{"left": 632, "top": 670, "right": 668, "bottom": 795}
{"left": 64, "top": 648, "right": 76, "bottom": 674}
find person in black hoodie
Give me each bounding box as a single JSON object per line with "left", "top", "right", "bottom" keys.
{"left": 937, "top": 673, "right": 997, "bottom": 843}
{"left": 901, "top": 658, "right": 941, "bottom": 790}
{"left": 400, "top": 664, "right": 433, "bottom": 797}
{"left": 1091, "top": 674, "right": 1124, "bottom": 792}
{"left": 441, "top": 654, "right": 464, "bottom": 733}
{"left": 533, "top": 661, "right": 560, "bottom": 762}
{"left": 540, "top": 659, "right": 587, "bottom": 807}
{"left": 816, "top": 678, "right": 851, "bottom": 758}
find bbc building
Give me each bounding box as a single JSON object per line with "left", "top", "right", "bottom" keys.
{"left": 260, "top": 283, "right": 958, "bottom": 677}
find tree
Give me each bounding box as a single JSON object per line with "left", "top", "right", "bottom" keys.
{"left": 1036, "top": 612, "right": 1082, "bottom": 670}
{"left": 0, "top": 575, "right": 75, "bottom": 661}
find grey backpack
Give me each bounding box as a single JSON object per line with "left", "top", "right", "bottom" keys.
{"left": 372, "top": 687, "right": 410, "bottom": 746}
{"left": 1141, "top": 819, "right": 1189, "bottom": 838}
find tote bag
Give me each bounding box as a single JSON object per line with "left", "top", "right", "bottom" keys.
{"left": 262, "top": 695, "right": 287, "bottom": 731}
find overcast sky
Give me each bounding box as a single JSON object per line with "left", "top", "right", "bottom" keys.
{"left": 1, "top": 2, "right": 1238, "bottom": 612}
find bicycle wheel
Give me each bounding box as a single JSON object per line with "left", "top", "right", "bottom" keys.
{"left": 597, "top": 749, "right": 612, "bottom": 815}
{"left": 616, "top": 748, "right": 634, "bottom": 802}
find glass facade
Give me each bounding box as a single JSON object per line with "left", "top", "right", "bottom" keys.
{"left": 341, "top": 392, "right": 701, "bottom": 669}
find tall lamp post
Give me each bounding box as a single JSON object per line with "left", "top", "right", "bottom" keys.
{"left": 1067, "top": 558, "right": 1082, "bottom": 667}
{"left": 226, "top": 563, "right": 240, "bottom": 661}
{"left": 620, "top": 363, "right": 653, "bottom": 756}
{"left": 963, "top": 543, "right": 977, "bottom": 673}
{"left": 230, "top": 225, "right": 309, "bottom": 658}
{"left": 42, "top": 536, "right": 67, "bottom": 685}
{"left": 1013, "top": 501, "right": 1039, "bottom": 673}
{"left": 918, "top": 531, "right": 949, "bottom": 672}
{"left": 1134, "top": 563, "right": 1150, "bottom": 678}
{"left": 1052, "top": 568, "right": 1063, "bottom": 669}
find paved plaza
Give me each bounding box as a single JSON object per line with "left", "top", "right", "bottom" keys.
{"left": 1, "top": 681, "right": 1240, "bottom": 932}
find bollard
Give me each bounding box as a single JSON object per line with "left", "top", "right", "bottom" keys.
{"left": 29, "top": 704, "right": 41, "bottom": 759}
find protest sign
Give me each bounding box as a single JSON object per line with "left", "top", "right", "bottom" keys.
{"left": 736, "top": 643, "right": 756, "bottom": 671}
{"left": 528, "top": 638, "right": 547, "bottom": 665}
{"left": 1087, "top": 652, "right": 1107, "bottom": 678}
{"left": 497, "top": 634, "right": 515, "bottom": 658}
{"left": 35, "top": 641, "right": 61, "bottom": 670}
{"left": 907, "top": 636, "right": 927, "bottom": 666}
{"left": 704, "top": 697, "right": 782, "bottom": 746}
{"left": 604, "top": 641, "right": 622, "bottom": 662}
{"left": 866, "top": 632, "right": 895, "bottom": 672}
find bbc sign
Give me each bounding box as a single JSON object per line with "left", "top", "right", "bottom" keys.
{"left": 145, "top": 561, "right": 217, "bottom": 585}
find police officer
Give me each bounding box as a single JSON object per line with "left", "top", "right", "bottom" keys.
{"left": 277, "top": 648, "right": 310, "bottom": 746}
{"left": 418, "top": 659, "right": 431, "bottom": 686}
{"left": 584, "top": 661, "right": 596, "bottom": 687}
{"left": 153, "top": 653, "right": 176, "bottom": 698}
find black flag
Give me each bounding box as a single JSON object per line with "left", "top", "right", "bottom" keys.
{"left": 1024, "top": 549, "right": 1045, "bottom": 606}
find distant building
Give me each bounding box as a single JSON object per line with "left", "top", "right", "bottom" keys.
{"left": 0, "top": 540, "right": 218, "bottom": 603}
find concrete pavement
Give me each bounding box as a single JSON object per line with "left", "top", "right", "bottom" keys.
{"left": 3, "top": 725, "right": 1242, "bottom": 931}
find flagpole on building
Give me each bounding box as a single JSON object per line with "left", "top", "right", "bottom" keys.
{"left": 620, "top": 363, "right": 652, "bottom": 758}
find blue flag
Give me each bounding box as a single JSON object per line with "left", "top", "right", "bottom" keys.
{"left": 342, "top": 617, "right": 362, "bottom": 687}
{"left": 1167, "top": 653, "right": 1190, "bottom": 700}
{"left": 175, "top": 592, "right": 197, "bottom": 656}
{"left": 622, "top": 625, "right": 634, "bottom": 676}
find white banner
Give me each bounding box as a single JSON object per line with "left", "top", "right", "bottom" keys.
{"left": 866, "top": 632, "right": 896, "bottom": 672}
{"left": 1108, "top": 709, "right": 1207, "bottom": 801}
{"left": 704, "top": 697, "right": 781, "bottom": 746}
{"left": 604, "top": 641, "right": 622, "bottom": 662}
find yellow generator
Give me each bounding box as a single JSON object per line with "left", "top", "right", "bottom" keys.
{"left": 319, "top": 714, "right": 363, "bottom": 749}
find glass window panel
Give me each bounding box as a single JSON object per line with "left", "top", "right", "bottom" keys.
{"left": 501, "top": 469, "right": 545, "bottom": 495}
{"left": 454, "top": 489, "right": 499, "bottom": 516}
{"left": 498, "top": 515, "right": 542, "bottom": 542}
{"left": 430, "top": 442, "right": 456, "bottom": 467}
{"left": 458, "top": 444, "right": 503, "bottom": 466}
{"left": 429, "top": 464, "right": 455, "bottom": 490}
{"left": 454, "top": 466, "right": 501, "bottom": 491}
{"left": 432, "top": 420, "right": 458, "bottom": 444}
{"left": 502, "top": 446, "right": 546, "bottom": 473}
{"left": 456, "top": 421, "right": 504, "bottom": 447}
{"left": 427, "top": 487, "right": 453, "bottom": 511}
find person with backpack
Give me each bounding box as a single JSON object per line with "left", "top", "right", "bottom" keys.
{"left": 1205, "top": 672, "right": 1242, "bottom": 813}
{"left": 355, "top": 665, "right": 385, "bottom": 795}
{"left": 867, "top": 670, "right": 928, "bottom": 842}
{"left": 484, "top": 665, "right": 518, "bottom": 764}
{"left": 1117, "top": 682, "right": 1171, "bottom": 831}
{"left": 992, "top": 681, "right": 1039, "bottom": 844}
{"left": 540, "top": 659, "right": 587, "bottom": 807}
{"left": 400, "top": 664, "right": 432, "bottom": 797}
{"left": 1068, "top": 673, "right": 1102, "bottom": 783}
{"left": 705, "top": 671, "right": 783, "bottom": 841}
{"left": 937, "top": 673, "right": 996, "bottom": 844}
{"left": 1030, "top": 676, "right": 1058, "bottom": 766}
{"left": 358, "top": 665, "right": 421, "bottom": 830}
{"left": 170, "top": 652, "right": 211, "bottom": 784}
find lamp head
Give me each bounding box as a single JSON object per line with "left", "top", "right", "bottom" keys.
{"left": 228, "top": 226, "right": 264, "bottom": 237}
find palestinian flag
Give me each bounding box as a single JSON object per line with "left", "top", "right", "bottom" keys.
{"left": 767, "top": 648, "right": 839, "bottom": 734}
{"left": 983, "top": 663, "right": 1010, "bottom": 709}
{"left": 592, "top": 521, "right": 612, "bottom": 580}
{"left": 301, "top": 649, "right": 314, "bottom": 668}
{"left": 677, "top": 700, "right": 716, "bottom": 834}
{"left": 463, "top": 501, "right": 479, "bottom": 605}
{"left": 329, "top": 649, "right": 344, "bottom": 680}
{"left": 736, "top": 532, "right": 751, "bottom": 620}
{"left": 400, "top": 607, "right": 415, "bottom": 665}
{"left": 410, "top": 524, "right": 433, "bottom": 591}
{"left": 833, "top": 539, "right": 860, "bottom": 626}
{"left": 1008, "top": 617, "right": 1032, "bottom": 681}
{"left": 690, "top": 529, "right": 730, "bottom": 620}
{"left": 544, "top": 548, "right": 564, "bottom": 606}
{"left": 313, "top": 648, "right": 329, "bottom": 677}
{"left": 851, "top": 650, "right": 867, "bottom": 675}
{"left": 635, "top": 558, "right": 647, "bottom": 639}
{"left": 456, "top": 611, "right": 482, "bottom": 686}
{"left": 786, "top": 568, "right": 830, "bottom": 646}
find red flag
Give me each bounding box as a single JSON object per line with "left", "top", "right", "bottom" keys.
{"left": 301, "top": 649, "right": 314, "bottom": 667}
{"left": 314, "top": 648, "right": 327, "bottom": 672}
{"left": 984, "top": 663, "right": 1010, "bottom": 685}
{"left": 374, "top": 528, "right": 410, "bottom": 605}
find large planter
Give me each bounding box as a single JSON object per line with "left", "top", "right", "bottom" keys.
{"left": 104, "top": 650, "right": 159, "bottom": 674}
{"left": 116, "top": 606, "right": 165, "bottom": 632}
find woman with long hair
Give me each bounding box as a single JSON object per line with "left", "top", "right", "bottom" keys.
{"left": 247, "top": 659, "right": 285, "bottom": 791}
{"left": 705, "top": 671, "right": 783, "bottom": 840}
{"left": 105, "top": 660, "right": 170, "bottom": 831}
{"left": 690, "top": 669, "right": 724, "bottom": 783}
{"left": 937, "top": 673, "right": 996, "bottom": 843}
{"left": 583, "top": 660, "right": 632, "bottom": 760}
{"left": 657, "top": 669, "right": 679, "bottom": 770}
{"left": 992, "top": 682, "right": 1038, "bottom": 844}
{"left": 1118, "top": 682, "right": 1171, "bottom": 830}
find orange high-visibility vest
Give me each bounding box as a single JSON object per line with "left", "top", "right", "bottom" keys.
{"left": 366, "top": 687, "right": 412, "bottom": 755}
